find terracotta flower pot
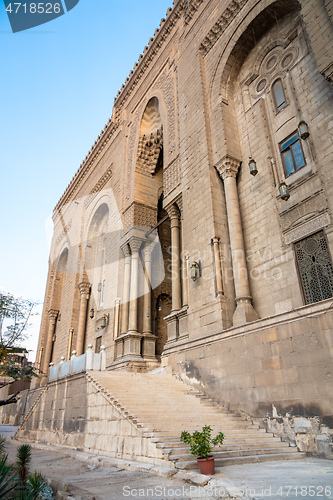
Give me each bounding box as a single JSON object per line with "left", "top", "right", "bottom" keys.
{"left": 197, "top": 455, "right": 215, "bottom": 475}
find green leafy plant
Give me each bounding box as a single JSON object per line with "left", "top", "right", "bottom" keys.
{"left": 0, "top": 443, "right": 53, "bottom": 499}
{"left": 180, "top": 425, "right": 225, "bottom": 459}
{"left": 16, "top": 472, "right": 53, "bottom": 500}
{"left": 0, "top": 435, "right": 6, "bottom": 457}
{"left": 0, "top": 454, "right": 18, "bottom": 498}
{"left": 16, "top": 444, "right": 32, "bottom": 485}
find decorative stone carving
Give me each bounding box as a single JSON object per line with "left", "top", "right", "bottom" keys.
{"left": 123, "top": 202, "right": 157, "bottom": 228}
{"left": 183, "top": 0, "right": 204, "bottom": 25}
{"left": 78, "top": 282, "right": 91, "bottom": 296}
{"left": 136, "top": 127, "right": 163, "bottom": 175}
{"left": 164, "top": 156, "right": 180, "bottom": 196}
{"left": 84, "top": 165, "right": 113, "bottom": 208}
{"left": 280, "top": 192, "right": 327, "bottom": 231}
{"left": 48, "top": 309, "right": 59, "bottom": 323}
{"left": 284, "top": 213, "right": 331, "bottom": 245}
{"left": 125, "top": 109, "right": 142, "bottom": 204}
{"left": 56, "top": 123, "right": 119, "bottom": 211}
{"left": 200, "top": 0, "right": 249, "bottom": 55}
{"left": 215, "top": 155, "right": 241, "bottom": 180}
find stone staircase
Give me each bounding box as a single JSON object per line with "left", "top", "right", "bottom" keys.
{"left": 88, "top": 370, "right": 305, "bottom": 470}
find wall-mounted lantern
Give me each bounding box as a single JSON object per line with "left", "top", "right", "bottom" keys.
{"left": 190, "top": 261, "right": 201, "bottom": 281}
{"left": 249, "top": 157, "right": 258, "bottom": 176}
{"left": 101, "top": 315, "right": 107, "bottom": 328}
{"left": 89, "top": 308, "right": 95, "bottom": 319}
{"left": 279, "top": 181, "right": 290, "bottom": 201}
{"left": 298, "top": 120, "right": 310, "bottom": 140}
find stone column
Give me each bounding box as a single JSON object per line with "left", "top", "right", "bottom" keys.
{"left": 41, "top": 309, "right": 58, "bottom": 384}
{"left": 167, "top": 205, "right": 182, "bottom": 312}
{"left": 120, "top": 244, "right": 131, "bottom": 335}
{"left": 67, "top": 328, "right": 74, "bottom": 360}
{"left": 216, "top": 156, "right": 258, "bottom": 325}
{"left": 142, "top": 243, "right": 157, "bottom": 360}
{"left": 127, "top": 238, "right": 142, "bottom": 334}
{"left": 212, "top": 237, "right": 223, "bottom": 296}
{"left": 76, "top": 282, "right": 90, "bottom": 355}
{"left": 182, "top": 253, "right": 189, "bottom": 307}
{"left": 114, "top": 298, "right": 121, "bottom": 339}
{"left": 121, "top": 237, "right": 142, "bottom": 359}
{"left": 142, "top": 244, "right": 152, "bottom": 335}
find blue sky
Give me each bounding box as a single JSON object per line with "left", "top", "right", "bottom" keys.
{"left": 0, "top": 0, "right": 172, "bottom": 359}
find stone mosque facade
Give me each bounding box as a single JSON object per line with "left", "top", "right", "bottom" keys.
{"left": 30, "top": 0, "right": 333, "bottom": 457}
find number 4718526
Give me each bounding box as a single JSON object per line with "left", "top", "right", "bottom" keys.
{"left": 5, "top": 3, "right": 61, "bottom": 14}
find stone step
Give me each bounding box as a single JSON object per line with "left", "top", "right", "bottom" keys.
{"left": 151, "top": 434, "right": 283, "bottom": 443}
{"left": 142, "top": 428, "right": 269, "bottom": 437}
{"left": 137, "top": 420, "right": 258, "bottom": 429}
{"left": 163, "top": 440, "right": 291, "bottom": 453}
{"left": 175, "top": 452, "right": 307, "bottom": 469}
{"left": 89, "top": 372, "right": 304, "bottom": 470}
{"left": 170, "top": 446, "right": 297, "bottom": 462}
{"left": 108, "top": 400, "right": 224, "bottom": 408}
{"left": 122, "top": 409, "right": 241, "bottom": 418}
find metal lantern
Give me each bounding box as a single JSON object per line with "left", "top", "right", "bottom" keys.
{"left": 101, "top": 315, "right": 107, "bottom": 328}
{"left": 249, "top": 157, "right": 258, "bottom": 176}
{"left": 89, "top": 308, "right": 95, "bottom": 319}
{"left": 298, "top": 120, "right": 310, "bottom": 140}
{"left": 190, "top": 261, "right": 200, "bottom": 281}
{"left": 279, "top": 181, "right": 290, "bottom": 201}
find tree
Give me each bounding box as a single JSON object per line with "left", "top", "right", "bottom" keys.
{"left": 0, "top": 292, "right": 40, "bottom": 386}
{"left": 0, "top": 293, "right": 37, "bottom": 349}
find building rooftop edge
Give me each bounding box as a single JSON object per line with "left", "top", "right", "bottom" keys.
{"left": 54, "top": 0, "right": 192, "bottom": 213}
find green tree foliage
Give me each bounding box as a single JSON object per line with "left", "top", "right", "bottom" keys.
{"left": 0, "top": 293, "right": 38, "bottom": 349}
{"left": 0, "top": 292, "right": 40, "bottom": 382}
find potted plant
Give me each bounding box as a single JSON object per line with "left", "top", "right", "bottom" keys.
{"left": 180, "top": 425, "right": 225, "bottom": 475}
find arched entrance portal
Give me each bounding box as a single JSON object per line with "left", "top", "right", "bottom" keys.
{"left": 123, "top": 96, "right": 172, "bottom": 362}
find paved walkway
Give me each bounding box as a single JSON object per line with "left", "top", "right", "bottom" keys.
{"left": 1, "top": 426, "right": 332, "bottom": 500}
{"left": 216, "top": 459, "right": 333, "bottom": 499}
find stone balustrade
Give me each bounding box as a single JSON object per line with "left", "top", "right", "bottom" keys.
{"left": 48, "top": 344, "right": 106, "bottom": 382}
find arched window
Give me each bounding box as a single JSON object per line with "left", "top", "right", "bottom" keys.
{"left": 295, "top": 231, "right": 333, "bottom": 304}
{"left": 272, "top": 79, "right": 287, "bottom": 111}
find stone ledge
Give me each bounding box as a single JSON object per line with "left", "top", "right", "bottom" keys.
{"left": 162, "top": 298, "right": 333, "bottom": 357}
{"left": 11, "top": 439, "right": 177, "bottom": 479}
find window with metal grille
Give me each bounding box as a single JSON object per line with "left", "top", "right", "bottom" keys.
{"left": 295, "top": 231, "right": 333, "bottom": 304}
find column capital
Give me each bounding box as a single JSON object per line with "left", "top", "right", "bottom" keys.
{"left": 129, "top": 236, "right": 143, "bottom": 254}
{"left": 78, "top": 282, "right": 91, "bottom": 296}
{"left": 215, "top": 155, "right": 241, "bottom": 181}
{"left": 48, "top": 309, "right": 59, "bottom": 321}
{"left": 121, "top": 242, "right": 131, "bottom": 258}
{"left": 165, "top": 204, "right": 180, "bottom": 224}
{"left": 142, "top": 242, "right": 154, "bottom": 260}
